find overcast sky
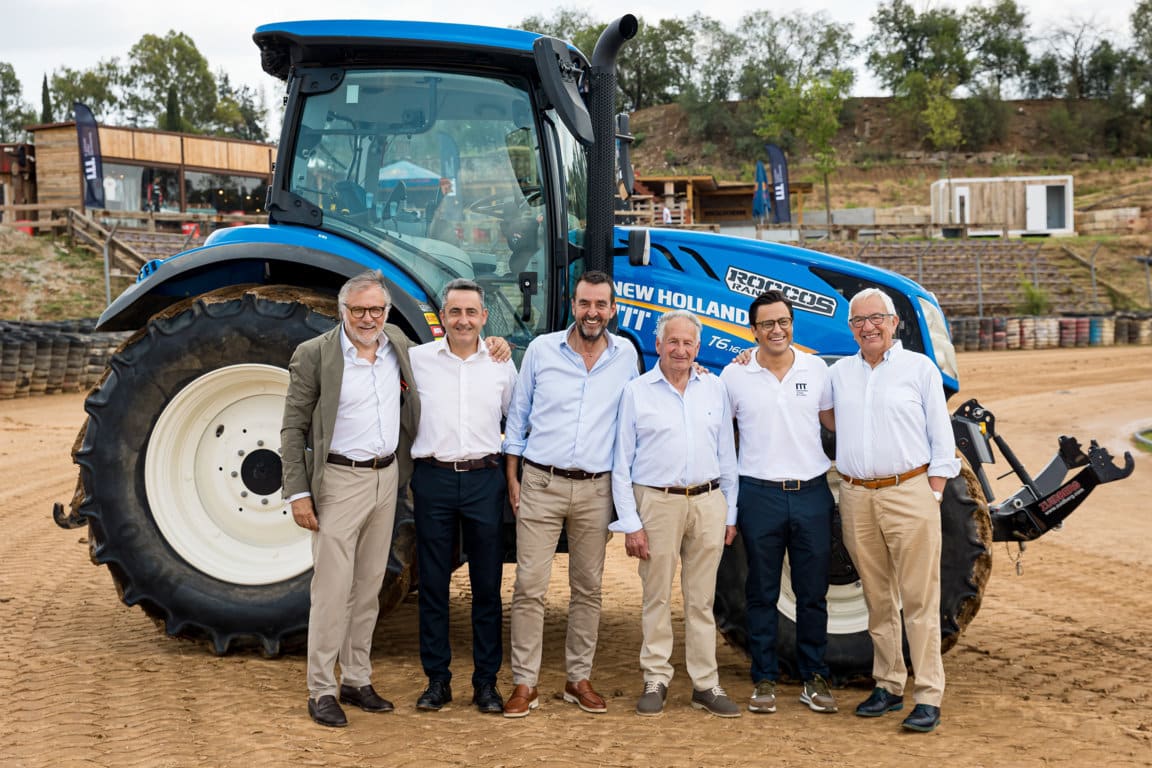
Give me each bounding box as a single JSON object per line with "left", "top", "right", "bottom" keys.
{"left": 8, "top": 0, "right": 1140, "bottom": 116}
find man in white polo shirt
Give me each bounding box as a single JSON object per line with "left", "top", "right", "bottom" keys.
{"left": 408, "top": 278, "right": 518, "bottom": 715}
{"left": 721, "top": 289, "right": 838, "bottom": 716}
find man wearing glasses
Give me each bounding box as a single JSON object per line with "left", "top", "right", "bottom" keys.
{"left": 721, "top": 289, "right": 838, "bottom": 716}
{"left": 281, "top": 270, "right": 507, "bottom": 727}
{"left": 829, "top": 287, "right": 959, "bottom": 733}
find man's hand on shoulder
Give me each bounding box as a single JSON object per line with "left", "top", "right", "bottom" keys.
{"left": 485, "top": 336, "right": 513, "bottom": 363}
{"left": 732, "top": 349, "right": 753, "bottom": 366}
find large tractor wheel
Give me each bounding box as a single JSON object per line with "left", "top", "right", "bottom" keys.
{"left": 71, "top": 285, "right": 417, "bottom": 655}
{"left": 715, "top": 457, "right": 992, "bottom": 681}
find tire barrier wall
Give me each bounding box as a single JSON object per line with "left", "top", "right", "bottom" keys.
{"left": 0, "top": 320, "right": 133, "bottom": 400}
{"left": 950, "top": 314, "right": 1152, "bottom": 352}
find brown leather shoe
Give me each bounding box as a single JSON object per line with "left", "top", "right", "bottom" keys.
{"left": 502, "top": 684, "right": 539, "bottom": 718}
{"left": 563, "top": 679, "right": 607, "bottom": 713}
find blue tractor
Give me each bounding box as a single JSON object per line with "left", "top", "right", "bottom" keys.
{"left": 58, "top": 16, "right": 1132, "bottom": 677}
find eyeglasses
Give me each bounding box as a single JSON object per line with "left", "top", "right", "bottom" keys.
{"left": 346, "top": 305, "right": 388, "bottom": 319}
{"left": 848, "top": 313, "right": 893, "bottom": 328}
{"left": 752, "top": 318, "right": 792, "bottom": 331}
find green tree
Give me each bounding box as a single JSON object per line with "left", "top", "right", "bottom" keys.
{"left": 1132, "top": 0, "right": 1152, "bottom": 101}
{"left": 921, "top": 77, "right": 963, "bottom": 181}
{"left": 691, "top": 14, "right": 740, "bottom": 101}
{"left": 520, "top": 8, "right": 601, "bottom": 59}
{"left": 758, "top": 70, "right": 852, "bottom": 225}
{"left": 162, "top": 85, "right": 183, "bottom": 131}
{"left": 123, "top": 31, "right": 216, "bottom": 129}
{"left": 1024, "top": 52, "right": 1064, "bottom": 97}
{"left": 49, "top": 59, "right": 122, "bottom": 122}
{"left": 735, "top": 10, "right": 856, "bottom": 100}
{"left": 40, "top": 75, "right": 52, "bottom": 124}
{"left": 867, "top": 0, "right": 973, "bottom": 95}
{"left": 964, "top": 0, "right": 1031, "bottom": 97}
{"left": 616, "top": 17, "right": 696, "bottom": 110}
{"left": 210, "top": 72, "right": 267, "bottom": 142}
{"left": 0, "top": 62, "right": 35, "bottom": 142}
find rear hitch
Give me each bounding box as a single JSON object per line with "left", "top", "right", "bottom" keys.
{"left": 951, "top": 398, "right": 1135, "bottom": 543}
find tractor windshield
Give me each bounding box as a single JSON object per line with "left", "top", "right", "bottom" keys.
{"left": 286, "top": 69, "right": 553, "bottom": 338}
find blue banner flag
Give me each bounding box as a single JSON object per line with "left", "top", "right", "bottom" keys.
{"left": 752, "top": 160, "right": 771, "bottom": 222}
{"left": 74, "top": 102, "right": 105, "bottom": 209}
{"left": 765, "top": 143, "right": 791, "bottom": 224}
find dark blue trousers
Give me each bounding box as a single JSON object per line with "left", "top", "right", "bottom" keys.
{"left": 737, "top": 475, "right": 834, "bottom": 682}
{"left": 411, "top": 461, "right": 506, "bottom": 688}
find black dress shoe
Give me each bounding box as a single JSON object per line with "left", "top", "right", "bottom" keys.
{"left": 416, "top": 680, "right": 453, "bottom": 711}
{"left": 339, "top": 683, "right": 394, "bottom": 713}
{"left": 901, "top": 703, "right": 941, "bottom": 732}
{"left": 308, "top": 695, "right": 348, "bottom": 727}
{"left": 854, "top": 687, "right": 904, "bottom": 717}
{"left": 472, "top": 682, "right": 504, "bottom": 714}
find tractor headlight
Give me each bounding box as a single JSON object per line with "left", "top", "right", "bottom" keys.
{"left": 918, "top": 296, "right": 959, "bottom": 381}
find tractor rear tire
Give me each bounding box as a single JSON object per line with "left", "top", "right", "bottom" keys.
{"left": 71, "top": 285, "right": 417, "bottom": 655}
{"left": 714, "top": 457, "right": 992, "bottom": 681}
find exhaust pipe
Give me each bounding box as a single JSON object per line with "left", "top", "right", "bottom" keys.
{"left": 583, "top": 14, "right": 638, "bottom": 277}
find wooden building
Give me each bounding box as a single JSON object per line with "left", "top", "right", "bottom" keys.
{"left": 930, "top": 175, "right": 1075, "bottom": 237}
{"left": 633, "top": 174, "right": 811, "bottom": 225}
{"left": 27, "top": 122, "right": 275, "bottom": 218}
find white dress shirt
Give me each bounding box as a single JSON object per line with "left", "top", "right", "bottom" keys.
{"left": 610, "top": 366, "right": 738, "bottom": 533}
{"left": 409, "top": 338, "right": 517, "bottom": 460}
{"left": 329, "top": 326, "right": 401, "bottom": 460}
{"left": 829, "top": 341, "right": 960, "bottom": 480}
{"left": 721, "top": 347, "right": 833, "bottom": 481}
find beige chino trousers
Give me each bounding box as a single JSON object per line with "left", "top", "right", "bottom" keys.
{"left": 634, "top": 485, "right": 727, "bottom": 690}
{"left": 306, "top": 462, "right": 398, "bottom": 699}
{"left": 838, "top": 472, "right": 945, "bottom": 707}
{"left": 509, "top": 463, "right": 612, "bottom": 687}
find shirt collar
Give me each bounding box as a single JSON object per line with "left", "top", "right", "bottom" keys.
{"left": 433, "top": 336, "right": 488, "bottom": 360}
{"left": 745, "top": 345, "right": 805, "bottom": 374}
{"left": 561, "top": 326, "right": 618, "bottom": 355}
{"left": 340, "top": 325, "right": 389, "bottom": 360}
{"left": 856, "top": 339, "right": 902, "bottom": 364}
{"left": 650, "top": 361, "right": 700, "bottom": 387}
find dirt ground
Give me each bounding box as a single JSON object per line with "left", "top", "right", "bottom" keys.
{"left": 1, "top": 346, "right": 1150, "bottom": 768}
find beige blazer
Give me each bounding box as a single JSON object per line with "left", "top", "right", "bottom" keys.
{"left": 280, "top": 322, "right": 420, "bottom": 499}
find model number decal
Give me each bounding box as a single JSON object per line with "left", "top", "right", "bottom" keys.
{"left": 724, "top": 266, "right": 838, "bottom": 317}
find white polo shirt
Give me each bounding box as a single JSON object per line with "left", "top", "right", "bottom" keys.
{"left": 720, "top": 347, "right": 832, "bottom": 482}
{"left": 409, "top": 337, "right": 517, "bottom": 461}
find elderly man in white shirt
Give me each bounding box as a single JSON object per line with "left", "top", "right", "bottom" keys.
{"left": 829, "top": 287, "right": 959, "bottom": 734}
{"left": 612, "top": 309, "right": 740, "bottom": 718}
{"left": 408, "top": 278, "right": 517, "bottom": 715}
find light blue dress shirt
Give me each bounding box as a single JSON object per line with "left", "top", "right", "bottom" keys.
{"left": 829, "top": 341, "right": 961, "bottom": 481}
{"left": 502, "top": 328, "right": 638, "bottom": 472}
{"left": 610, "top": 366, "right": 738, "bottom": 534}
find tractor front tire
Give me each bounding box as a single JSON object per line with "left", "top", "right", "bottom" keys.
{"left": 71, "top": 285, "right": 417, "bottom": 654}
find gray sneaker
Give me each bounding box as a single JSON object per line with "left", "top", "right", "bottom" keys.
{"left": 749, "top": 680, "right": 777, "bottom": 713}
{"left": 691, "top": 685, "right": 742, "bottom": 718}
{"left": 800, "top": 674, "right": 838, "bottom": 713}
{"left": 636, "top": 680, "right": 668, "bottom": 716}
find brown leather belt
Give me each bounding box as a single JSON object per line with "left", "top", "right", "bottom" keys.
{"left": 839, "top": 464, "right": 928, "bottom": 490}
{"left": 651, "top": 479, "right": 720, "bottom": 496}
{"left": 523, "top": 457, "right": 605, "bottom": 481}
{"left": 418, "top": 454, "right": 502, "bottom": 472}
{"left": 327, "top": 452, "right": 396, "bottom": 470}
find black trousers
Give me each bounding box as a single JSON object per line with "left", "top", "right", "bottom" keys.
{"left": 411, "top": 461, "right": 506, "bottom": 687}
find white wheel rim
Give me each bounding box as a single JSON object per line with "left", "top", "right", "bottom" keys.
{"left": 778, "top": 556, "right": 870, "bottom": 636}
{"left": 145, "top": 364, "right": 311, "bottom": 585}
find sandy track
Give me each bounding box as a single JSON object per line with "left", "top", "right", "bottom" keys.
{"left": 1, "top": 347, "right": 1150, "bottom": 767}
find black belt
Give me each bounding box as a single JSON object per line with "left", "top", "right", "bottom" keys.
{"left": 327, "top": 452, "right": 396, "bottom": 470}
{"left": 523, "top": 457, "right": 605, "bottom": 481}
{"left": 418, "top": 454, "right": 502, "bottom": 472}
{"left": 650, "top": 479, "right": 720, "bottom": 496}
{"left": 742, "top": 475, "right": 828, "bottom": 491}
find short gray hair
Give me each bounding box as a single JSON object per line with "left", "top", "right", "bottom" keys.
{"left": 656, "top": 309, "right": 702, "bottom": 341}
{"left": 441, "top": 277, "right": 485, "bottom": 305}
{"left": 848, "top": 287, "right": 896, "bottom": 316}
{"left": 338, "top": 270, "right": 392, "bottom": 310}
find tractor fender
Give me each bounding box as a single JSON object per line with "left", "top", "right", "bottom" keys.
{"left": 97, "top": 224, "right": 435, "bottom": 340}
